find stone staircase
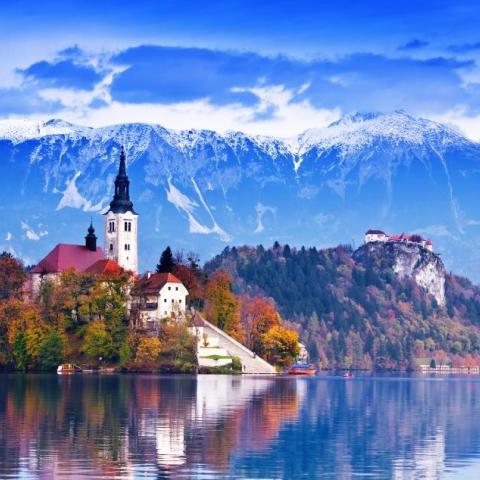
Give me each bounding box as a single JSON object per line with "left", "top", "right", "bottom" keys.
{"left": 190, "top": 311, "right": 277, "bottom": 374}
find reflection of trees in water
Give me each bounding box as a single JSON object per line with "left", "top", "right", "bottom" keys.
{"left": 0, "top": 375, "right": 301, "bottom": 478}
{"left": 0, "top": 376, "right": 479, "bottom": 478}
{"left": 236, "top": 378, "right": 480, "bottom": 479}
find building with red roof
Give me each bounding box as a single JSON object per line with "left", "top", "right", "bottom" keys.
{"left": 84, "top": 259, "right": 123, "bottom": 275}
{"left": 364, "top": 229, "right": 433, "bottom": 252}
{"left": 130, "top": 271, "right": 189, "bottom": 330}
{"left": 30, "top": 222, "right": 106, "bottom": 293}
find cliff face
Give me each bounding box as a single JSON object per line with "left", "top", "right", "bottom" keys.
{"left": 353, "top": 242, "right": 446, "bottom": 306}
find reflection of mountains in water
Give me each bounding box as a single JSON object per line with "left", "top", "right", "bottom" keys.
{"left": 1, "top": 375, "right": 480, "bottom": 478}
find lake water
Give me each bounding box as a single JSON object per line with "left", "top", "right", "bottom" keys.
{"left": 1, "top": 374, "right": 480, "bottom": 479}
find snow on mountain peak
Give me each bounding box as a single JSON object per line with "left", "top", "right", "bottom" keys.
{"left": 294, "top": 110, "right": 470, "bottom": 155}
{"left": 0, "top": 118, "right": 89, "bottom": 143}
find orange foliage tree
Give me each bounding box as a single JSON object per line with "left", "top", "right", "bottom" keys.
{"left": 0, "top": 252, "right": 26, "bottom": 301}
{"left": 262, "top": 325, "right": 300, "bottom": 367}
{"left": 239, "top": 295, "right": 281, "bottom": 354}
{"left": 204, "top": 271, "right": 243, "bottom": 341}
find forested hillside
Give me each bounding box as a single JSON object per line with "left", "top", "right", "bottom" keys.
{"left": 205, "top": 243, "right": 480, "bottom": 369}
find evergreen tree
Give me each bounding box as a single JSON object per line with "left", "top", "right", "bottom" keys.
{"left": 156, "top": 246, "right": 176, "bottom": 273}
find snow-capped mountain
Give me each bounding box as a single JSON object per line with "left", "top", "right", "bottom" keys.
{"left": 1, "top": 111, "right": 480, "bottom": 280}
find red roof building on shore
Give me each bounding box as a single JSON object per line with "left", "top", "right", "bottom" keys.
{"left": 31, "top": 243, "right": 104, "bottom": 274}
{"left": 133, "top": 272, "right": 183, "bottom": 295}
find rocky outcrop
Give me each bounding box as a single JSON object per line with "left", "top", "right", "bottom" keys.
{"left": 353, "top": 241, "right": 446, "bottom": 306}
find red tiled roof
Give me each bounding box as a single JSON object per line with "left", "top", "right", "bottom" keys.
{"left": 85, "top": 259, "right": 123, "bottom": 275}
{"left": 31, "top": 244, "right": 104, "bottom": 274}
{"left": 133, "top": 272, "right": 183, "bottom": 295}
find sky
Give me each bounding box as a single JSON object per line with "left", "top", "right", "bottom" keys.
{"left": 2, "top": 0, "right": 480, "bottom": 138}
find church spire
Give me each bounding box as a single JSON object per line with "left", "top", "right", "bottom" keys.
{"left": 85, "top": 219, "right": 97, "bottom": 251}
{"left": 108, "top": 146, "right": 136, "bottom": 214}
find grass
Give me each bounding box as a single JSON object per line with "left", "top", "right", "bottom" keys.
{"left": 200, "top": 355, "right": 233, "bottom": 361}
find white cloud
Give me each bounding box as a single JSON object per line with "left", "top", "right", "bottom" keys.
{"left": 20, "top": 83, "right": 340, "bottom": 138}
{"left": 5, "top": 232, "right": 12, "bottom": 241}
{"left": 21, "top": 221, "right": 48, "bottom": 241}
{"left": 429, "top": 107, "right": 480, "bottom": 142}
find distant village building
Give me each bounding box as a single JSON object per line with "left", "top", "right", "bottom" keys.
{"left": 130, "top": 272, "right": 189, "bottom": 330}
{"left": 364, "top": 229, "right": 433, "bottom": 252}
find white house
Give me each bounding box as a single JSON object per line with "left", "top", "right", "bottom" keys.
{"left": 364, "top": 229, "right": 388, "bottom": 243}
{"left": 131, "top": 272, "right": 189, "bottom": 330}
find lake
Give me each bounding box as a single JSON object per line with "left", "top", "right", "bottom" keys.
{"left": 1, "top": 374, "right": 480, "bottom": 479}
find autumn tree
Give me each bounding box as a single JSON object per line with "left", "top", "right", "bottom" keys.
{"left": 81, "top": 320, "right": 114, "bottom": 361}
{"left": 156, "top": 246, "right": 176, "bottom": 273}
{"left": 204, "top": 271, "right": 243, "bottom": 341}
{"left": 262, "top": 325, "right": 300, "bottom": 367}
{"left": 159, "top": 320, "right": 197, "bottom": 372}
{"left": 134, "top": 337, "right": 162, "bottom": 369}
{"left": 239, "top": 295, "right": 281, "bottom": 353}
{"left": 172, "top": 251, "right": 206, "bottom": 307}
{"left": 0, "top": 252, "right": 26, "bottom": 301}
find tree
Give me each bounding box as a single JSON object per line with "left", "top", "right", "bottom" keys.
{"left": 204, "top": 271, "right": 243, "bottom": 341}
{"left": 156, "top": 247, "right": 176, "bottom": 273}
{"left": 36, "top": 330, "right": 64, "bottom": 370}
{"left": 81, "top": 320, "right": 113, "bottom": 361}
{"left": 0, "top": 252, "right": 26, "bottom": 301}
{"left": 134, "top": 337, "right": 162, "bottom": 369}
{"left": 12, "top": 332, "right": 28, "bottom": 370}
{"left": 239, "top": 295, "right": 281, "bottom": 353}
{"left": 160, "top": 320, "right": 197, "bottom": 372}
{"left": 262, "top": 325, "right": 300, "bottom": 367}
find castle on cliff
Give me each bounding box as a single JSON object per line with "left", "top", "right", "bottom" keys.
{"left": 364, "top": 229, "right": 433, "bottom": 252}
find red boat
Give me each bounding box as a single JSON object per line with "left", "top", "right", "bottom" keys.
{"left": 288, "top": 363, "right": 317, "bottom": 376}
{"left": 343, "top": 372, "right": 354, "bottom": 378}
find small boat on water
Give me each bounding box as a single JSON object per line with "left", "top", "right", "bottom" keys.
{"left": 288, "top": 363, "right": 317, "bottom": 376}
{"left": 343, "top": 372, "right": 354, "bottom": 378}
{"left": 57, "top": 363, "right": 82, "bottom": 375}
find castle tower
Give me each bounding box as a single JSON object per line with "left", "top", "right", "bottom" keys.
{"left": 104, "top": 146, "right": 138, "bottom": 273}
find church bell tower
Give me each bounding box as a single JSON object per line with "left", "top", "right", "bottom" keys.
{"left": 104, "top": 146, "right": 138, "bottom": 273}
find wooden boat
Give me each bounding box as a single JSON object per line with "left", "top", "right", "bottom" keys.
{"left": 288, "top": 363, "right": 316, "bottom": 376}
{"left": 343, "top": 372, "right": 354, "bottom": 378}
{"left": 57, "top": 363, "right": 82, "bottom": 375}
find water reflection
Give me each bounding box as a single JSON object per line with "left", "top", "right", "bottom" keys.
{"left": 0, "top": 374, "right": 479, "bottom": 479}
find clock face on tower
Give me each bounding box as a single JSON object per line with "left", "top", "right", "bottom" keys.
{"left": 104, "top": 147, "right": 138, "bottom": 274}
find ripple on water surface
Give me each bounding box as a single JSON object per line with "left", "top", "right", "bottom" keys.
{"left": 1, "top": 373, "right": 480, "bottom": 479}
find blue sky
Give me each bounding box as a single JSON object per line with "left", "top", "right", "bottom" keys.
{"left": 2, "top": 0, "right": 480, "bottom": 137}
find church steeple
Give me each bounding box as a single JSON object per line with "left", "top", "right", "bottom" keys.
{"left": 85, "top": 220, "right": 97, "bottom": 251}
{"left": 108, "top": 146, "right": 136, "bottom": 214}
{"left": 104, "top": 145, "right": 139, "bottom": 274}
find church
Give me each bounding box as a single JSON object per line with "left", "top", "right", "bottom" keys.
{"left": 31, "top": 146, "right": 139, "bottom": 282}
{"left": 30, "top": 147, "right": 188, "bottom": 325}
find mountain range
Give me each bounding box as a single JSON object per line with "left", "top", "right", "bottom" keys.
{"left": 1, "top": 111, "right": 479, "bottom": 279}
